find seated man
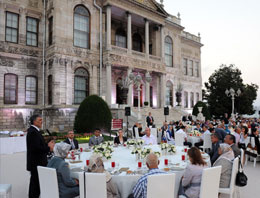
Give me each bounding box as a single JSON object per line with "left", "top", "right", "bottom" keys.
{"left": 132, "top": 153, "right": 166, "bottom": 198}
{"left": 194, "top": 125, "right": 211, "bottom": 148}
{"left": 224, "top": 134, "right": 241, "bottom": 158}
{"left": 176, "top": 126, "right": 192, "bottom": 147}
{"left": 142, "top": 128, "right": 157, "bottom": 145}
{"left": 64, "top": 131, "right": 79, "bottom": 150}
{"left": 209, "top": 134, "right": 220, "bottom": 165}
{"left": 89, "top": 128, "right": 104, "bottom": 147}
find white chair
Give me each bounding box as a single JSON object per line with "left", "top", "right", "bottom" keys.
{"left": 219, "top": 157, "right": 239, "bottom": 198}
{"left": 240, "top": 149, "right": 245, "bottom": 167}
{"left": 245, "top": 137, "right": 260, "bottom": 167}
{"left": 77, "top": 172, "right": 85, "bottom": 198}
{"left": 135, "top": 128, "right": 140, "bottom": 139}
{"left": 200, "top": 166, "right": 222, "bottom": 198}
{"left": 199, "top": 133, "right": 212, "bottom": 151}
{"left": 147, "top": 173, "right": 175, "bottom": 198}
{"left": 37, "top": 166, "right": 59, "bottom": 198}
{"left": 151, "top": 128, "right": 157, "bottom": 138}
{"left": 175, "top": 133, "right": 184, "bottom": 146}
{"left": 0, "top": 184, "right": 12, "bottom": 198}
{"left": 85, "top": 173, "right": 107, "bottom": 198}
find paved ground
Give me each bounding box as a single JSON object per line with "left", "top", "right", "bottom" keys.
{"left": 0, "top": 152, "right": 259, "bottom": 198}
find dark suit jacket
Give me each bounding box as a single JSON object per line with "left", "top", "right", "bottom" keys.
{"left": 215, "top": 128, "right": 227, "bottom": 142}
{"left": 64, "top": 138, "right": 79, "bottom": 150}
{"left": 210, "top": 141, "right": 220, "bottom": 165}
{"left": 231, "top": 144, "right": 241, "bottom": 158}
{"left": 114, "top": 136, "right": 127, "bottom": 144}
{"left": 26, "top": 126, "right": 50, "bottom": 171}
{"left": 146, "top": 116, "right": 154, "bottom": 127}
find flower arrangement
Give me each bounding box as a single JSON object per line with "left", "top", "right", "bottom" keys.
{"left": 161, "top": 143, "right": 169, "bottom": 150}
{"left": 127, "top": 140, "right": 136, "bottom": 146}
{"left": 191, "top": 130, "right": 201, "bottom": 136}
{"left": 93, "top": 143, "right": 114, "bottom": 159}
{"left": 154, "top": 151, "right": 161, "bottom": 158}
{"left": 136, "top": 139, "right": 145, "bottom": 146}
{"left": 131, "top": 147, "right": 142, "bottom": 155}
{"left": 127, "top": 139, "right": 145, "bottom": 146}
{"left": 168, "top": 145, "right": 176, "bottom": 153}
{"left": 141, "top": 148, "right": 152, "bottom": 158}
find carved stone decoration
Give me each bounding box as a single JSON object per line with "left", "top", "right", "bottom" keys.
{"left": 0, "top": 57, "right": 15, "bottom": 67}
{"left": 28, "top": 0, "right": 38, "bottom": 8}
{"left": 27, "top": 61, "right": 37, "bottom": 69}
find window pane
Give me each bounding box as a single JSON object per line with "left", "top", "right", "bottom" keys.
{"left": 4, "top": 74, "right": 17, "bottom": 103}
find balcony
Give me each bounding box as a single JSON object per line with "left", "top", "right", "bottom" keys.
{"left": 181, "top": 31, "right": 201, "bottom": 43}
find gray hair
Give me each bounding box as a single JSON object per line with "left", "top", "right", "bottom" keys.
{"left": 146, "top": 153, "right": 158, "bottom": 166}
{"left": 53, "top": 142, "right": 71, "bottom": 158}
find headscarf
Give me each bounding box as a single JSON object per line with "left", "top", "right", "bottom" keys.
{"left": 88, "top": 154, "right": 112, "bottom": 182}
{"left": 53, "top": 142, "right": 71, "bottom": 158}
{"left": 214, "top": 143, "right": 234, "bottom": 166}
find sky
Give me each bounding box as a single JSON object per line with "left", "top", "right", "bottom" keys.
{"left": 161, "top": 0, "right": 260, "bottom": 106}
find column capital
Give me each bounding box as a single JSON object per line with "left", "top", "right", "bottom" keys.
{"left": 126, "top": 11, "right": 131, "bottom": 16}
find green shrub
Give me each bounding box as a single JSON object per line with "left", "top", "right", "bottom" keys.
{"left": 192, "top": 101, "right": 211, "bottom": 120}
{"left": 74, "top": 95, "right": 112, "bottom": 133}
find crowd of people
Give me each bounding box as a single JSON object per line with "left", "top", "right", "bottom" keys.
{"left": 26, "top": 113, "right": 260, "bottom": 198}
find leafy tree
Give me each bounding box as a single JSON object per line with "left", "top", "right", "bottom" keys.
{"left": 192, "top": 101, "right": 211, "bottom": 120}
{"left": 204, "top": 64, "right": 258, "bottom": 118}
{"left": 74, "top": 95, "right": 112, "bottom": 133}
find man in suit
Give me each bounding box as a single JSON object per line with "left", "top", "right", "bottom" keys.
{"left": 64, "top": 131, "right": 79, "bottom": 150}
{"left": 89, "top": 128, "right": 104, "bottom": 147}
{"left": 146, "top": 112, "right": 154, "bottom": 127}
{"left": 224, "top": 134, "right": 241, "bottom": 158}
{"left": 209, "top": 133, "right": 220, "bottom": 165}
{"left": 26, "top": 114, "right": 55, "bottom": 198}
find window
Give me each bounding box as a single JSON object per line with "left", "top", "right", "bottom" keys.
{"left": 195, "top": 62, "right": 199, "bottom": 77}
{"left": 132, "top": 33, "right": 142, "bottom": 52}
{"left": 25, "top": 76, "right": 37, "bottom": 104}
{"left": 184, "top": 91, "right": 188, "bottom": 108}
{"left": 48, "top": 75, "right": 52, "bottom": 105}
{"left": 5, "top": 12, "right": 19, "bottom": 43}
{"left": 4, "top": 74, "right": 18, "bottom": 104}
{"left": 189, "top": 60, "right": 193, "bottom": 76}
{"left": 190, "top": 92, "right": 194, "bottom": 108}
{"left": 165, "top": 36, "right": 173, "bottom": 67}
{"left": 196, "top": 92, "right": 200, "bottom": 103}
{"left": 166, "top": 81, "right": 173, "bottom": 106}
{"left": 26, "top": 17, "right": 38, "bottom": 46}
{"left": 74, "top": 68, "right": 89, "bottom": 104}
{"left": 115, "top": 28, "right": 126, "bottom": 48}
{"left": 74, "top": 5, "right": 90, "bottom": 48}
{"left": 48, "top": 17, "right": 53, "bottom": 46}
{"left": 183, "top": 58, "right": 188, "bottom": 75}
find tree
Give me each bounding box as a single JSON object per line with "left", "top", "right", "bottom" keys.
{"left": 204, "top": 64, "right": 258, "bottom": 118}
{"left": 74, "top": 95, "right": 112, "bottom": 133}
{"left": 192, "top": 101, "right": 211, "bottom": 120}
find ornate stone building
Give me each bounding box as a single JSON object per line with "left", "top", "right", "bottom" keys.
{"left": 0, "top": 0, "right": 203, "bottom": 131}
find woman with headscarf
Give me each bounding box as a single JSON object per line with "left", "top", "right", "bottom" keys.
{"left": 88, "top": 154, "right": 119, "bottom": 198}
{"left": 166, "top": 125, "right": 175, "bottom": 145}
{"left": 213, "top": 143, "right": 235, "bottom": 188}
{"left": 47, "top": 142, "right": 79, "bottom": 198}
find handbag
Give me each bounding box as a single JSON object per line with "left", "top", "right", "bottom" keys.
{"left": 235, "top": 156, "right": 248, "bottom": 187}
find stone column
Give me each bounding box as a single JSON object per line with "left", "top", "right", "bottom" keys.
{"left": 145, "top": 72, "right": 150, "bottom": 105}
{"left": 160, "top": 25, "right": 165, "bottom": 60}
{"left": 127, "top": 68, "right": 133, "bottom": 106}
{"left": 106, "top": 5, "right": 111, "bottom": 50}
{"left": 160, "top": 74, "right": 166, "bottom": 107}
{"left": 106, "top": 63, "right": 112, "bottom": 106}
{"left": 127, "top": 12, "right": 132, "bottom": 53}
{"left": 145, "top": 19, "right": 149, "bottom": 56}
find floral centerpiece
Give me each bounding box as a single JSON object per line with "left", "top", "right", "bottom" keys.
{"left": 131, "top": 147, "right": 142, "bottom": 155}
{"left": 154, "top": 151, "right": 161, "bottom": 158}
{"left": 93, "top": 143, "right": 114, "bottom": 160}
{"left": 126, "top": 139, "right": 145, "bottom": 147}
{"left": 168, "top": 145, "right": 176, "bottom": 154}
{"left": 136, "top": 139, "right": 145, "bottom": 146}
{"left": 191, "top": 130, "right": 201, "bottom": 137}
{"left": 141, "top": 148, "right": 152, "bottom": 159}
{"left": 127, "top": 139, "right": 136, "bottom": 146}
{"left": 161, "top": 143, "right": 169, "bottom": 150}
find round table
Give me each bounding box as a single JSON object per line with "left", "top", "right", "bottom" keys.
{"left": 68, "top": 144, "right": 210, "bottom": 198}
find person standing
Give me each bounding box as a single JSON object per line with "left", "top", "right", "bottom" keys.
{"left": 26, "top": 115, "right": 55, "bottom": 198}
{"left": 146, "top": 112, "right": 154, "bottom": 127}
{"left": 64, "top": 131, "right": 79, "bottom": 150}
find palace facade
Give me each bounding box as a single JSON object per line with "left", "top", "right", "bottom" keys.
{"left": 0, "top": 0, "right": 203, "bottom": 131}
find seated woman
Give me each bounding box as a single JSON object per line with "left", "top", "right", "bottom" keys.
{"left": 179, "top": 147, "right": 208, "bottom": 198}
{"left": 166, "top": 125, "right": 175, "bottom": 145}
{"left": 47, "top": 142, "right": 79, "bottom": 198}
{"left": 213, "top": 143, "right": 234, "bottom": 188}
{"left": 239, "top": 126, "right": 248, "bottom": 149}
{"left": 88, "top": 154, "right": 119, "bottom": 198}
{"left": 248, "top": 128, "right": 260, "bottom": 155}
{"left": 114, "top": 128, "right": 127, "bottom": 145}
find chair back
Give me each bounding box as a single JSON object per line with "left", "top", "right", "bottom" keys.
{"left": 229, "top": 157, "right": 239, "bottom": 193}
{"left": 135, "top": 128, "right": 140, "bottom": 139}
{"left": 151, "top": 128, "right": 157, "bottom": 138}
{"left": 175, "top": 133, "right": 184, "bottom": 146}
{"left": 85, "top": 173, "right": 107, "bottom": 198}
{"left": 78, "top": 172, "right": 85, "bottom": 198}
{"left": 200, "top": 166, "right": 222, "bottom": 198}
{"left": 147, "top": 173, "right": 175, "bottom": 198}
{"left": 37, "top": 166, "right": 59, "bottom": 198}
{"left": 240, "top": 149, "right": 245, "bottom": 167}
{"left": 203, "top": 133, "right": 212, "bottom": 150}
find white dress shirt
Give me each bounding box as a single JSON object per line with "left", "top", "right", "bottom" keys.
{"left": 31, "top": 125, "right": 40, "bottom": 132}
{"left": 142, "top": 134, "right": 157, "bottom": 145}
{"left": 201, "top": 130, "right": 211, "bottom": 141}
{"left": 176, "top": 129, "right": 187, "bottom": 141}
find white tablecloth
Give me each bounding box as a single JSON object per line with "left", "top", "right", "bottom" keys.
{"left": 187, "top": 136, "right": 201, "bottom": 146}
{"left": 68, "top": 144, "right": 210, "bottom": 198}
{"left": 0, "top": 136, "right": 27, "bottom": 154}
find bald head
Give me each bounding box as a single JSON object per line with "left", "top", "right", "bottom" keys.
{"left": 146, "top": 153, "right": 159, "bottom": 169}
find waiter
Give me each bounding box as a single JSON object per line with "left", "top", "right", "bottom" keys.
{"left": 146, "top": 112, "right": 154, "bottom": 127}
{"left": 26, "top": 114, "right": 55, "bottom": 198}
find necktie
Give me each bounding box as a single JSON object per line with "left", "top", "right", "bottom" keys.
{"left": 71, "top": 139, "right": 75, "bottom": 149}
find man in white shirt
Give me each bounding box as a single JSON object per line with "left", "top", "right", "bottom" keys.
{"left": 142, "top": 128, "right": 157, "bottom": 145}
{"left": 176, "top": 126, "right": 192, "bottom": 147}
{"left": 195, "top": 125, "right": 211, "bottom": 148}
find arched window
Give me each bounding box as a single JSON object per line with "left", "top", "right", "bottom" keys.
{"left": 74, "top": 5, "right": 90, "bottom": 49}
{"left": 48, "top": 75, "right": 53, "bottom": 105}
{"left": 74, "top": 68, "right": 89, "bottom": 104}
{"left": 165, "top": 36, "right": 173, "bottom": 67}
{"left": 115, "top": 28, "right": 126, "bottom": 48}
{"left": 132, "top": 33, "right": 142, "bottom": 52}
{"left": 166, "top": 81, "right": 173, "bottom": 106}
{"left": 25, "top": 76, "right": 37, "bottom": 104}
{"left": 4, "top": 73, "right": 18, "bottom": 104}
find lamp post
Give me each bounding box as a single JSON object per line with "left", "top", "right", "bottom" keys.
{"left": 225, "top": 88, "right": 241, "bottom": 120}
